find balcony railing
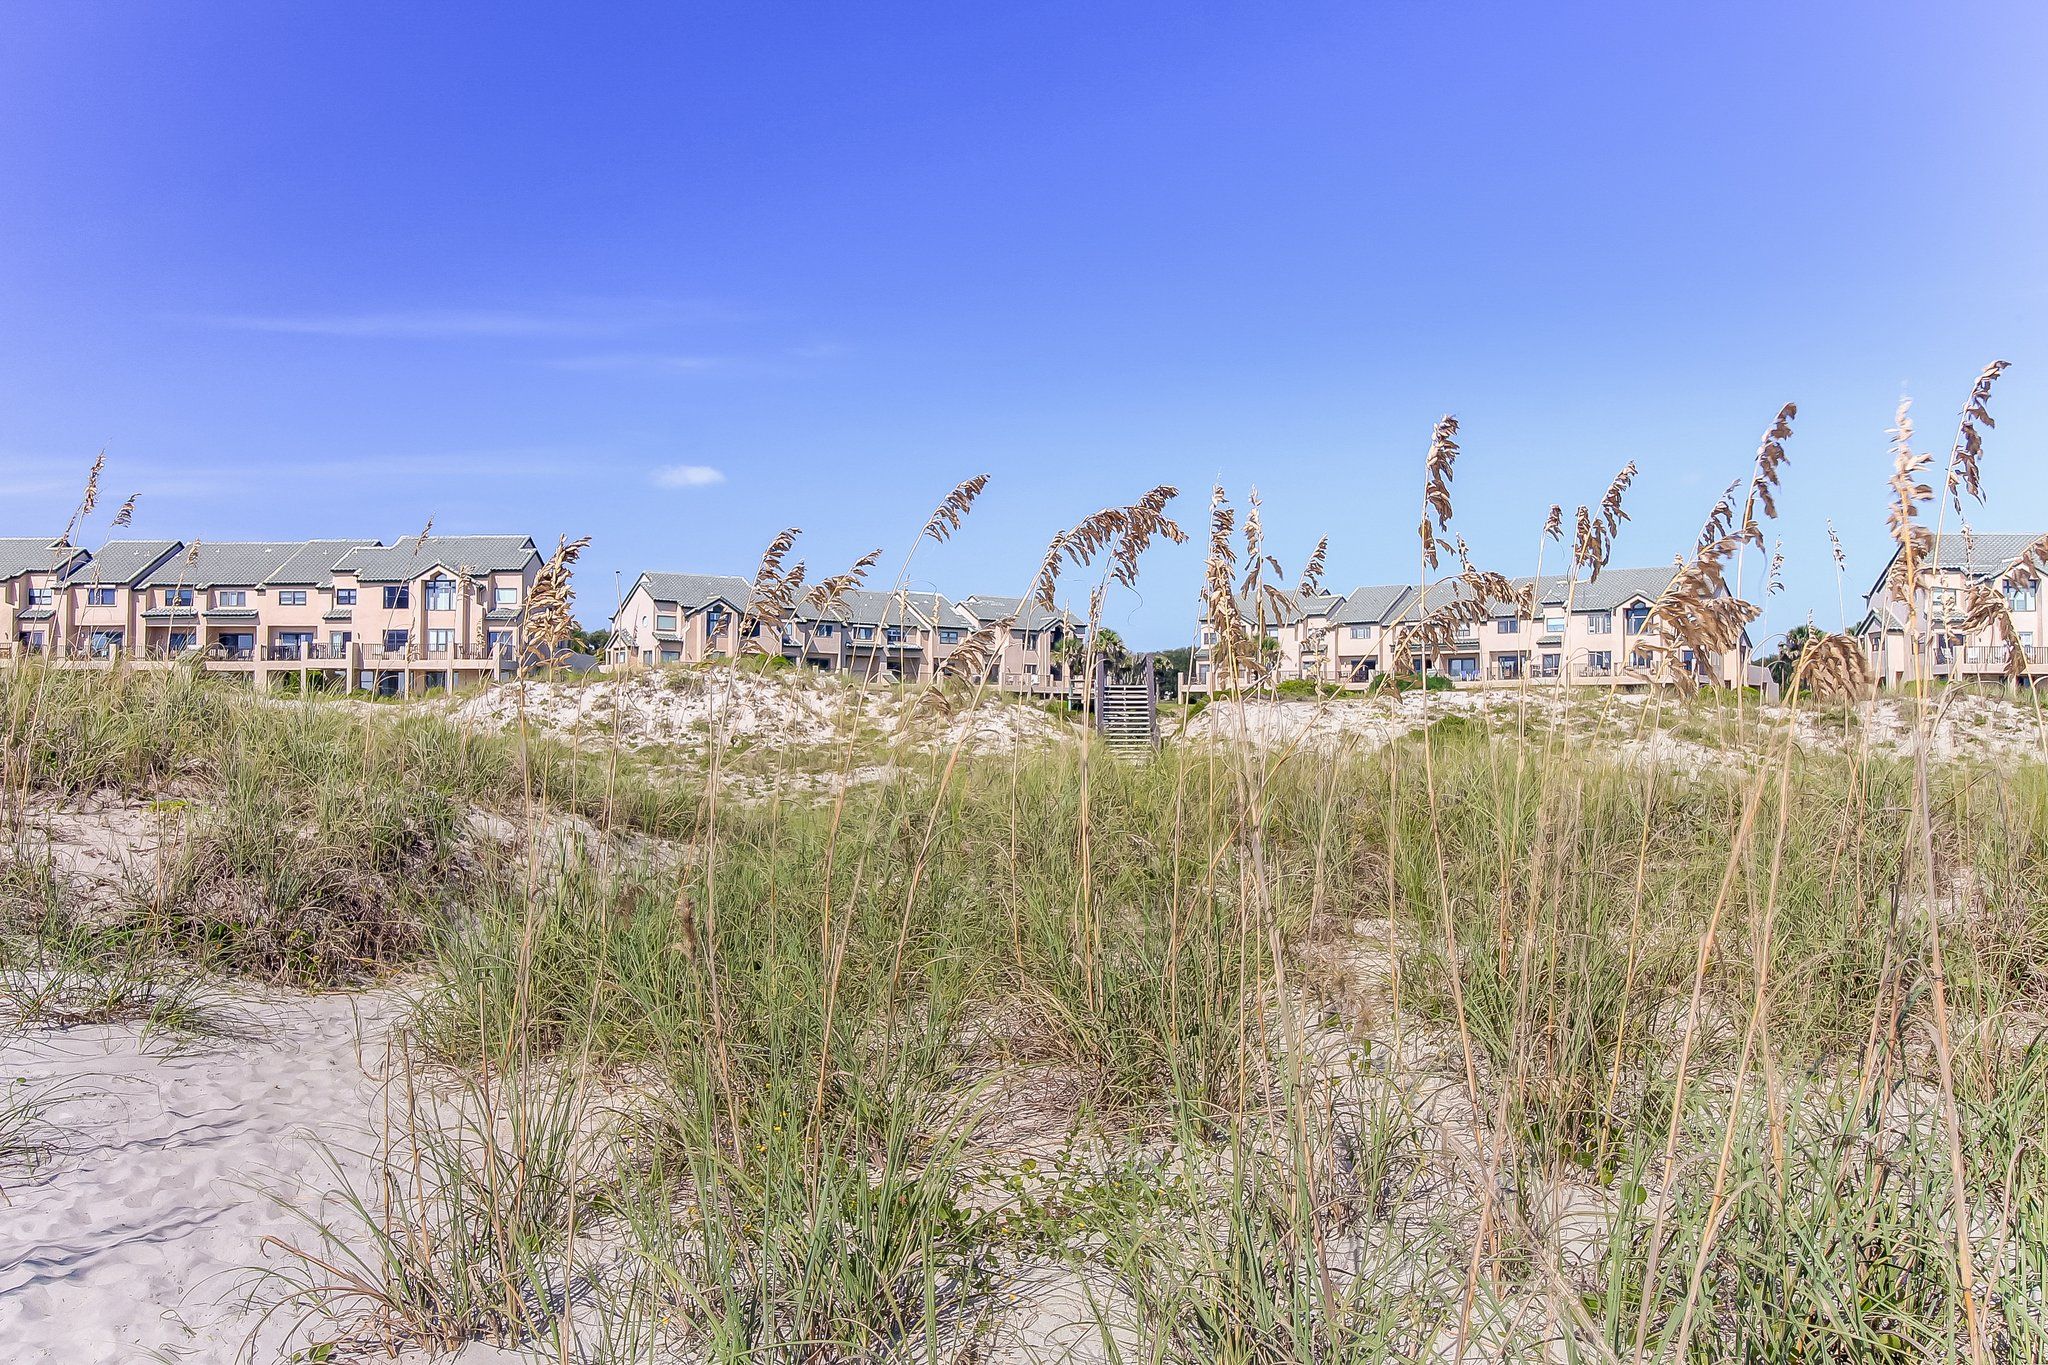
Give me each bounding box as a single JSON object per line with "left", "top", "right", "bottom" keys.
{"left": 263, "top": 643, "right": 353, "bottom": 661}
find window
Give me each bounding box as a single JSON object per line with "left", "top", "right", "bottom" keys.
{"left": 384, "top": 629, "right": 410, "bottom": 653}
{"left": 1632, "top": 651, "right": 1652, "bottom": 670}
{"left": 1623, "top": 604, "right": 1650, "bottom": 635}
{"left": 163, "top": 587, "right": 193, "bottom": 607}
{"left": 84, "top": 587, "right": 116, "bottom": 606}
{"left": 330, "top": 631, "right": 352, "bottom": 652}
{"left": 1024, "top": 663, "right": 1038, "bottom": 676}
{"left": 1196, "top": 663, "right": 1211, "bottom": 683}
{"left": 1201, "top": 629, "right": 1218, "bottom": 647}
{"left": 885, "top": 627, "right": 903, "bottom": 644}
{"left": 1447, "top": 656, "right": 1479, "bottom": 681}
{"left": 28, "top": 587, "right": 52, "bottom": 607}
{"left": 1584, "top": 611, "right": 1613, "bottom": 634}
{"left": 939, "top": 629, "right": 961, "bottom": 644}
{"left": 24, "top": 630, "right": 44, "bottom": 650}
{"left": 1588, "top": 650, "right": 1612, "bottom": 673}
{"left": 1349, "top": 624, "right": 1373, "bottom": 640}
{"left": 88, "top": 630, "right": 123, "bottom": 656}
{"left": 383, "top": 586, "right": 410, "bottom": 610}
{"left": 2006, "top": 580, "right": 2039, "bottom": 613}
{"left": 217, "top": 590, "right": 247, "bottom": 608}
{"left": 1011, "top": 629, "right": 1027, "bottom": 642}
{"left": 1541, "top": 652, "right": 1561, "bottom": 676}
{"left": 427, "top": 628, "right": 454, "bottom": 654}
{"left": 493, "top": 586, "right": 520, "bottom": 609}
{"left": 277, "top": 590, "right": 307, "bottom": 606}
{"left": 424, "top": 579, "right": 456, "bottom": 612}
{"left": 1543, "top": 610, "right": 1566, "bottom": 636}
{"left": 855, "top": 626, "right": 876, "bottom": 642}
{"left": 1496, "top": 617, "right": 1519, "bottom": 635}
{"left": 660, "top": 650, "right": 681, "bottom": 664}
{"left": 1025, "top": 632, "right": 1041, "bottom": 649}
{"left": 335, "top": 588, "right": 357, "bottom": 606}
{"left": 814, "top": 621, "right": 834, "bottom": 638}
{"left": 488, "top": 630, "right": 512, "bottom": 651}
{"left": 705, "top": 610, "right": 729, "bottom": 636}
{"left": 655, "top": 613, "right": 678, "bottom": 633}
{"left": 166, "top": 632, "right": 192, "bottom": 653}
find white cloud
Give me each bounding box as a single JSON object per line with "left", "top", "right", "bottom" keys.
{"left": 650, "top": 464, "right": 726, "bottom": 490}
{"left": 196, "top": 309, "right": 613, "bottom": 339}
{"left": 549, "top": 353, "right": 729, "bottom": 373}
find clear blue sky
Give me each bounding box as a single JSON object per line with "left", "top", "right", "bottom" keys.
{"left": 3, "top": 2, "right": 2044, "bottom": 647}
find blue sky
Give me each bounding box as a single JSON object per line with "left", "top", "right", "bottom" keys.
{"left": 2, "top": 2, "right": 2044, "bottom": 646}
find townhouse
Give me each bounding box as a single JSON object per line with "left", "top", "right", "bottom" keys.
{"left": 1, "top": 538, "right": 90, "bottom": 657}
{"left": 1859, "top": 532, "right": 2047, "bottom": 687}
{"left": 609, "top": 574, "right": 1088, "bottom": 692}
{"left": 954, "top": 594, "right": 1085, "bottom": 695}
{"left": 1189, "top": 564, "right": 1750, "bottom": 694}
{"left": 4, "top": 534, "right": 545, "bottom": 693}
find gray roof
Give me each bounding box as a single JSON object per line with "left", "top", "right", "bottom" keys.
{"left": 631, "top": 572, "right": 752, "bottom": 615}
{"left": 1524, "top": 566, "right": 1682, "bottom": 612}
{"left": 140, "top": 542, "right": 311, "bottom": 589}
{"left": 956, "top": 593, "right": 1078, "bottom": 633}
{"left": 60, "top": 540, "right": 184, "bottom": 587}
{"left": 1327, "top": 585, "right": 1416, "bottom": 626}
{"left": 802, "top": 589, "right": 955, "bottom": 629}
{"left": 1866, "top": 532, "right": 2046, "bottom": 598}
{"left": 0, "top": 538, "right": 84, "bottom": 581}
{"left": 335, "top": 536, "right": 539, "bottom": 582}
{"left": 266, "top": 538, "right": 383, "bottom": 586}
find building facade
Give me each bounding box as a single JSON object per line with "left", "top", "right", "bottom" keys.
{"left": 1188, "top": 565, "right": 1750, "bottom": 694}
{"left": 4, "top": 535, "right": 544, "bottom": 692}
{"left": 1860, "top": 533, "right": 2047, "bottom": 687}
{"left": 610, "top": 575, "right": 1086, "bottom": 692}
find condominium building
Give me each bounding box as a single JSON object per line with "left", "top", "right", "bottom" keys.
{"left": 954, "top": 595, "right": 1085, "bottom": 696}
{"left": 1860, "top": 532, "right": 2047, "bottom": 687}
{"left": 4, "top": 534, "right": 545, "bottom": 692}
{"left": 609, "top": 574, "right": 1086, "bottom": 692}
{"left": 1188, "top": 565, "right": 1750, "bottom": 693}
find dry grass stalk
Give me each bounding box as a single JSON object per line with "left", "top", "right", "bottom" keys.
{"left": 60, "top": 450, "right": 106, "bottom": 545}
{"left": 1201, "top": 486, "right": 1250, "bottom": 682}
{"left": 111, "top": 494, "right": 138, "bottom": 529}
{"left": 520, "top": 535, "right": 589, "bottom": 675}
{"left": 1797, "top": 629, "right": 1876, "bottom": 700}
{"left": 1296, "top": 536, "right": 1328, "bottom": 597}
{"left": 740, "top": 528, "right": 807, "bottom": 653}
{"left": 1945, "top": 359, "right": 2012, "bottom": 509}
{"left": 1697, "top": 479, "right": 1741, "bottom": 550}
{"left": 1959, "top": 582, "right": 2028, "bottom": 678}
{"left": 413, "top": 518, "right": 434, "bottom": 554}
{"left": 1030, "top": 485, "right": 1185, "bottom": 610}
{"left": 1543, "top": 504, "right": 1562, "bottom": 541}
{"left": 1740, "top": 404, "right": 1795, "bottom": 539}
{"left": 1641, "top": 532, "right": 1762, "bottom": 676}
{"left": 804, "top": 548, "right": 883, "bottom": 616}
{"left": 922, "top": 474, "right": 990, "bottom": 544}
{"left": 1885, "top": 400, "right": 1935, "bottom": 612}
{"left": 1419, "top": 415, "right": 1459, "bottom": 570}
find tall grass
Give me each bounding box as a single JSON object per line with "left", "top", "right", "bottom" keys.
{"left": 4, "top": 427, "right": 2047, "bottom": 1361}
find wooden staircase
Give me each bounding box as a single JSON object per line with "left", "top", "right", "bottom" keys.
{"left": 1093, "top": 657, "right": 1160, "bottom": 755}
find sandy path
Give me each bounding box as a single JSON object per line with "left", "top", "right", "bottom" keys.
{"left": 0, "top": 992, "right": 402, "bottom": 1364}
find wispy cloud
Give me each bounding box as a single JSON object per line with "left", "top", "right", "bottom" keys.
{"left": 189, "top": 297, "right": 737, "bottom": 341}
{"left": 549, "top": 353, "right": 731, "bottom": 374}
{"left": 650, "top": 464, "right": 726, "bottom": 490}
{"left": 194, "top": 308, "right": 623, "bottom": 339}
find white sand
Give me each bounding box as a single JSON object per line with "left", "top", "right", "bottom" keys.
{"left": 1, "top": 992, "right": 401, "bottom": 1364}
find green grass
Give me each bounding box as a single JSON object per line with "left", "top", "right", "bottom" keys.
{"left": 6, "top": 660, "right": 2047, "bottom": 1362}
